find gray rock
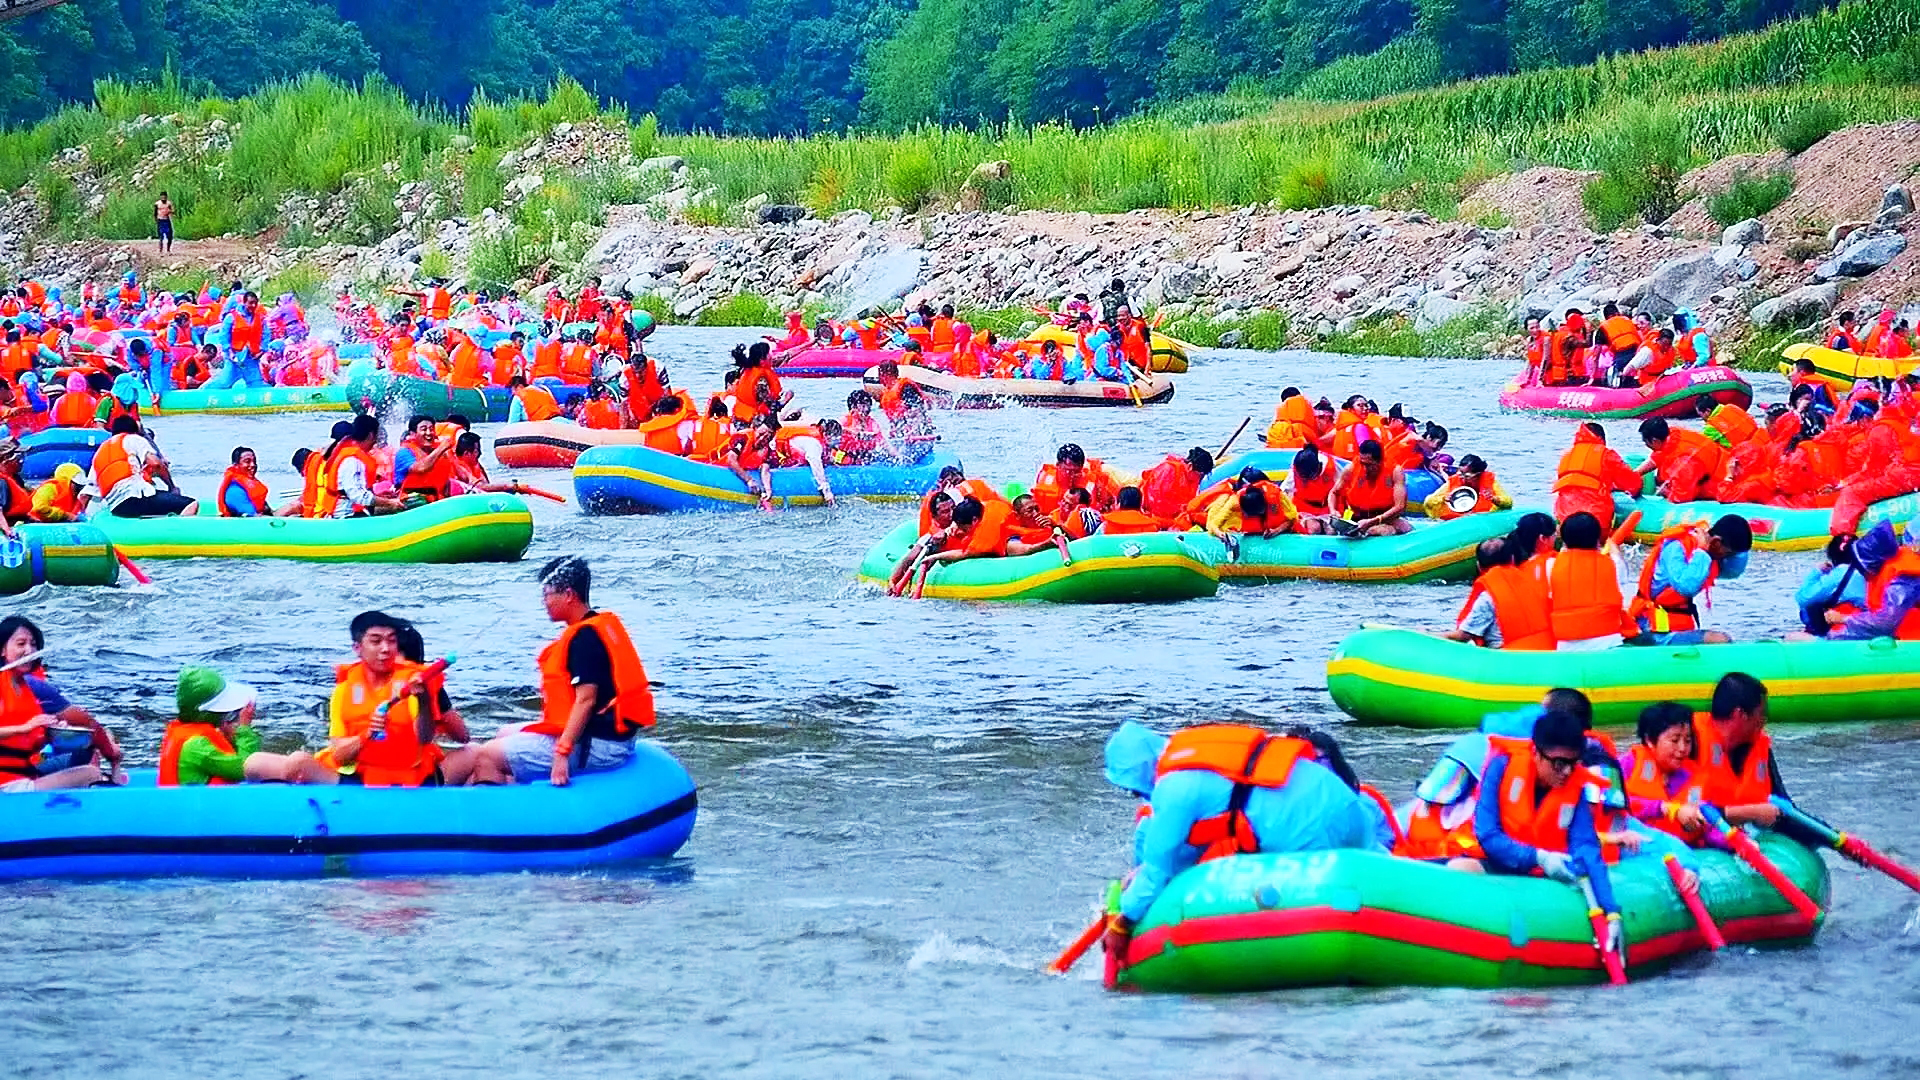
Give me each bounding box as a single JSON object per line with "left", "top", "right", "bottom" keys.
{"left": 1639, "top": 251, "right": 1735, "bottom": 321}
{"left": 1882, "top": 184, "right": 1913, "bottom": 218}
{"left": 757, "top": 204, "right": 809, "bottom": 225}
{"left": 640, "top": 155, "right": 686, "bottom": 173}
{"left": 506, "top": 173, "right": 544, "bottom": 200}
{"left": 1734, "top": 258, "right": 1761, "bottom": 282}
{"left": 672, "top": 294, "right": 707, "bottom": 319}
{"left": 741, "top": 193, "right": 768, "bottom": 213}
{"left": 1329, "top": 273, "right": 1365, "bottom": 299}
{"left": 1749, "top": 282, "right": 1840, "bottom": 328}
{"left": 1720, "top": 218, "right": 1765, "bottom": 247}
{"left": 1415, "top": 292, "right": 1474, "bottom": 332}
{"left": 1816, "top": 232, "right": 1908, "bottom": 281}
{"left": 835, "top": 245, "right": 925, "bottom": 317}
{"left": 1157, "top": 264, "right": 1209, "bottom": 303}
{"left": 830, "top": 209, "right": 873, "bottom": 228}
{"left": 1216, "top": 329, "right": 1245, "bottom": 348}
{"left": 1825, "top": 220, "right": 1872, "bottom": 249}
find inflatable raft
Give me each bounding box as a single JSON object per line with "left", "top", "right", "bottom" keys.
{"left": 153, "top": 385, "right": 349, "bottom": 415}
{"left": 854, "top": 517, "right": 1222, "bottom": 602}
{"left": 774, "top": 344, "right": 915, "bottom": 378}
{"left": 1021, "top": 325, "right": 1190, "bottom": 373}
{"left": 493, "top": 420, "right": 651, "bottom": 469}
{"left": 342, "top": 362, "right": 587, "bottom": 423}
{"left": 89, "top": 494, "right": 533, "bottom": 563}
{"left": 1498, "top": 367, "right": 1752, "bottom": 419}
{"left": 1109, "top": 839, "right": 1825, "bottom": 992}
{"left": 862, "top": 365, "right": 1175, "bottom": 408}
{"left": 1326, "top": 626, "right": 1920, "bottom": 728}
{"left": 20, "top": 427, "right": 107, "bottom": 482}
{"left": 1615, "top": 492, "right": 1915, "bottom": 552}
{"left": 1225, "top": 509, "right": 1524, "bottom": 583}
{"left": 0, "top": 523, "right": 122, "bottom": 594}
{"left": 575, "top": 445, "right": 958, "bottom": 514}
{"left": 1779, "top": 341, "right": 1911, "bottom": 392}
{"left": 0, "top": 741, "right": 696, "bottom": 879}
{"left": 1207, "top": 450, "right": 1444, "bottom": 510}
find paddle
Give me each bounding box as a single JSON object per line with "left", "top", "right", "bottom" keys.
{"left": 505, "top": 481, "right": 566, "bottom": 503}
{"left": 1702, "top": 805, "right": 1823, "bottom": 922}
{"left": 1215, "top": 417, "right": 1252, "bottom": 461}
{"left": 1047, "top": 881, "right": 1124, "bottom": 976}
{"left": 1771, "top": 796, "right": 1920, "bottom": 895}
{"left": 1579, "top": 876, "right": 1628, "bottom": 984}
{"left": 1663, "top": 853, "right": 1725, "bottom": 949}
{"left": 1606, "top": 509, "right": 1644, "bottom": 550}
{"left": 115, "top": 551, "right": 152, "bottom": 586}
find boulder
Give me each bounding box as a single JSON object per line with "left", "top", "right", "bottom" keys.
{"left": 1156, "top": 264, "right": 1209, "bottom": 304}
{"left": 1749, "top": 282, "right": 1840, "bottom": 328}
{"left": 1213, "top": 250, "right": 1259, "bottom": 277}
{"left": 679, "top": 258, "right": 717, "bottom": 286}
{"left": 505, "top": 173, "right": 544, "bottom": 200}
{"left": 1815, "top": 232, "right": 1908, "bottom": 281}
{"left": 1825, "top": 220, "right": 1872, "bottom": 249}
{"left": 1329, "top": 273, "right": 1365, "bottom": 299}
{"left": 1639, "top": 251, "right": 1735, "bottom": 321}
{"left": 835, "top": 245, "right": 925, "bottom": 317}
{"left": 1415, "top": 292, "right": 1474, "bottom": 332}
{"left": 1720, "top": 218, "right": 1765, "bottom": 247}
{"left": 757, "top": 204, "right": 809, "bottom": 225}
{"left": 1217, "top": 329, "right": 1245, "bottom": 348}
{"left": 1271, "top": 252, "right": 1307, "bottom": 281}
{"left": 640, "top": 155, "right": 686, "bottom": 173}
{"left": 672, "top": 294, "right": 706, "bottom": 319}
{"left": 741, "top": 193, "right": 769, "bottom": 213}
{"left": 1881, "top": 184, "right": 1913, "bottom": 222}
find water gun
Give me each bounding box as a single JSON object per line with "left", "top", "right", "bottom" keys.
{"left": 367, "top": 655, "right": 456, "bottom": 740}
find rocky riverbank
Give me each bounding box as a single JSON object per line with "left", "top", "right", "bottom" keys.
{"left": 3, "top": 120, "right": 1916, "bottom": 363}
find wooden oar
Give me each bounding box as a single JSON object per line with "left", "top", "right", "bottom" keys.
{"left": 1216, "top": 416, "right": 1252, "bottom": 460}
{"left": 1703, "top": 806, "right": 1823, "bottom": 922}
{"left": 1663, "top": 853, "right": 1724, "bottom": 949}
{"left": 1579, "top": 876, "right": 1628, "bottom": 985}
{"left": 1771, "top": 797, "right": 1920, "bottom": 894}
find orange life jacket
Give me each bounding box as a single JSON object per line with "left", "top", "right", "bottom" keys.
{"left": 1100, "top": 508, "right": 1162, "bottom": 535}
{"left": 1458, "top": 564, "right": 1556, "bottom": 650}
{"left": 298, "top": 445, "right": 328, "bottom": 517}
{"left": 1030, "top": 459, "right": 1115, "bottom": 515}
{"left": 1600, "top": 315, "right": 1640, "bottom": 354}
{"left": 398, "top": 436, "right": 455, "bottom": 499}
{"left": 1153, "top": 725, "right": 1314, "bottom": 862}
{"left": 578, "top": 398, "right": 623, "bottom": 430}
{"left": 50, "top": 390, "right": 97, "bottom": 428}
{"left": 638, "top": 408, "right": 688, "bottom": 454}
{"left": 1339, "top": 464, "right": 1397, "bottom": 518}
{"left": 530, "top": 341, "right": 562, "bottom": 380}
{"left": 1688, "top": 712, "right": 1773, "bottom": 807}
{"left": 444, "top": 342, "right": 484, "bottom": 388}
{"left": 1433, "top": 472, "right": 1496, "bottom": 519}
{"left": 773, "top": 424, "right": 821, "bottom": 465}
{"left": 525, "top": 612, "right": 655, "bottom": 739}
{"left": 514, "top": 385, "right": 562, "bottom": 422}
{"left": 1621, "top": 743, "right": 1705, "bottom": 841}
{"left": 1137, "top": 455, "right": 1199, "bottom": 523}
{"left": 1548, "top": 548, "right": 1631, "bottom": 643}
{"left": 1551, "top": 437, "right": 1621, "bottom": 494}
{"left": 1266, "top": 395, "right": 1317, "bottom": 448}
{"left": 1237, "top": 480, "right": 1293, "bottom": 534}
{"left": 929, "top": 316, "right": 955, "bottom": 352}
{"left": 228, "top": 308, "right": 265, "bottom": 355}
{"left": 216, "top": 466, "right": 270, "bottom": 516}
{"left": 1705, "top": 405, "right": 1760, "bottom": 447}
{"left": 424, "top": 287, "right": 452, "bottom": 320}
{"left": 29, "top": 477, "right": 80, "bottom": 522}
{"left": 314, "top": 443, "right": 376, "bottom": 518}
{"left": 89, "top": 433, "right": 144, "bottom": 499}
{"left": 1492, "top": 739, "right": 1617, "bottom": 864}
{"left": 157, "top": 722, "right": 236, "bottom": 786}
{"left": 1863, "top": 548, "right": 1920, "bottom": 640}
{"left": 332, "top": 659, "right": 441, "bottom": 787}
{"left": 1629, "top": 526, "right": 1714, "bottom": 633}
{"left": 1291, "top": 469, "right": 1334, "bottom": 516}
{"left": 0, "top": 671, "right": 48, "bottom": 780}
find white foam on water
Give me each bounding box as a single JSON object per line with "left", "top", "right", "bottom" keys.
{"left": 906, "top": 930, "right": 1027, "bottom": 972}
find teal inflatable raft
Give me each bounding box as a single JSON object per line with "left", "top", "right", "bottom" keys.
{"left": 154, "top": 385, "right": 348, "bottom": 415}
{"left": 89, "top": 494, "right": 533, "bottom": 563}
{"left": 1616, "top": 493, "right": 1914, "bottom": 553}
{"left": 0, "top": 523, "right": 121, "bottom": 594}
{"left": 855, "top": 517, "right": 1222, "bottom": 602}
{"left": 1224, "top": 510, "right": 1523, "bottom": 583}
{"left": 1108, "top": 839, "right": 1825, "bottom": 992}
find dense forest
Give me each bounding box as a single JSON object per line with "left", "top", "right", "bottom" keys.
{"left": 0, "top": 0, "right": 1853, "bottom": 132}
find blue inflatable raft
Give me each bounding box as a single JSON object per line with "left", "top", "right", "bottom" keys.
{"left": 20, "top": 427, "right": 107, "bottom": 482}
{"left": 0, "top": 741, "right": 696, "bottom": 879}
{"left": 1207, "top": 449, "right": 1443, "bottom": 511}
{"left": 574, "top": 445, "right": 961, "bottom": 514}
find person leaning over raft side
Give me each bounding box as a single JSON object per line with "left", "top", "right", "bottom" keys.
{"left": 1684, "top": 673, "right": 1823, "bottom": 847}
{"left": 1099, "top": 486, "right": 1164, "bottom": 535}
{"left": 317, "top": 611, "right": 479, "bottom": 786}
{"left": 1791, "top": 533, "right": 1867, "bottom": 637}
{"left": 470, "top": 557, "right": 655, "bottom": 786}
{"left": 317, "top": 413, "right": 405, "bottom": 519}
{"left": 81, "top": 416, "right": 198, "bottom": 518}
{"left": 29, "top": 463, "right": 85, "bottom": 522}
{"left": 1443, "top": 537, "right": 1554, "bottom": 650}
{"left": 1100, "top": 720, "right": 1383, "bottom": 958}
{"left": 1821, "top": 518, "right": 1920, "bottom": 640}
{"left": 1462, "top": 709, "right": 1624, "bottom": 952}
{"left": 158, "top": 667, "right": 331, "bottom": 785}
{"left": 1625, "top": 514, "right": 1752, "bottom": 646}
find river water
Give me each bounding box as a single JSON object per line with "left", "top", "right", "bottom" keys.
{"left": 6, "top": 328, "right": 1919, "bottom": 1079}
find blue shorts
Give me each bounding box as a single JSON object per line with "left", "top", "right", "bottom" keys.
{"left": 1626, "top": 630, "right": 1709, "bottom": 646}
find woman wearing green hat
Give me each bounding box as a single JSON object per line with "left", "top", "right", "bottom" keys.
{"left": 157, "top": 667, "right": 329, "bottom": 785}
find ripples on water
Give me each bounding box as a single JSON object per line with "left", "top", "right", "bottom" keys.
{"left": 5, "top": 329, "right": 1919, "bottom": 1078}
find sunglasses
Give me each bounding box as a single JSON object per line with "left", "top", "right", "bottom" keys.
{"left": 1542, "top": 753, "right": 1582, "bottom": 771}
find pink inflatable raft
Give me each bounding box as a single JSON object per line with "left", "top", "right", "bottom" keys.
{"left": 1498, "top": 366, "right": 1752, "bottom": 419}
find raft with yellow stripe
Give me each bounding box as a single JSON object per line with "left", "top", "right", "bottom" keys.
{"left": 1225, "top": 509, "right": 1524, "bottom": 583}
{"left": 88, "top": 494, "right": 533, "bottom": 563}
{"left": 0, "top": 524, "right": 122, "bottom": 594}
{"left": 575, "top": 445, "right": 958, "bottom": 514}
{"left": 1021, "top": 325, "right": 1190, "bottom": 373}
{"left": 1613, "top": 492, "right": 1915, "bottom": 552}
{"left": 1778, "top": 341, "right": 1914, "bottom": 392}
{"left": 855, "top": 517, "right": 1222, "bottom": 602}
{"left": 1326, "top": 626, "right": 1920, "bottom": 728}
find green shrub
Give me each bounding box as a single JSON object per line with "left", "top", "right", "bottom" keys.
{"left": 98, "top": 190, "right": 158, "bottom": 239}
{"left": 631, "top": 291, "right": 674, "bottom": 325}
{"left": 418, "top": 247, "right": 453, "bottom": 280}
{"left": 1276, "top": 149, "right": 1381, "bottom": 210}
{"left": 1163, "top": 309, "right": 1291, "bottom": 350}
{"left": 696, "top": 293, "right": 782, "bottom": 327}
{"left": 33, "top": 171, "right": 80, "bottom": 230}
{"left": 259, "top": 260, "right": 327, "bottom": 302}
{"left": 1708, "top": 170, "right": 1793, "bottom": 226}
{"left": 1774, "top": 100, "right": 1847, "bottom": 154}
{"left": 883, "top": 145, "right": 941, "bottom": 211}
{"left": 1581, "top": 101, "right": 1692, "bottom": 229}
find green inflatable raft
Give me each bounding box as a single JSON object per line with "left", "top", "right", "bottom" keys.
{"left": 1326, "top": 626, "right": 1920, "bottom": 728}
{"left": 89, "top": 494, "right": 533, "bottom": 563}
{"left": 0, "top": 524, "right": 122, "bottom": 594}
{"left": 855, "top": 517, "right": 1222, "bottom": 602}
{"left": 1108, "top": 838, "right": 1826, "bottom": 992}
{"left": 1616, "top": 492, "right": 1915, "bottom": 552}
{"left": 1224, "top": 510, "right": 1525, "bottom": 583}
{"left": 153, "top": 386, "right": 348, "bottom": 416}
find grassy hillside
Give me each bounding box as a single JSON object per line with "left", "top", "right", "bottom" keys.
{"left": 0, "top": 0, "right": 1915, "bottom": 286}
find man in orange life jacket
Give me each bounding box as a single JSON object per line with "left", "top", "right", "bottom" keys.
{"left": 1100, "top": 720, "right": 1385, "bottom": 957}
{"left": 392, "top": 414, "right": 456, "bottom": 502}
{"left": 1684, "top": 672, "right": 1827, "bottom": 848}
{"left": 207, "top": 291, "right": 269, "bottom": 389}
{"left": 1444, "top": 536, "right": 1555, "bottom": 650}
{"left": 1332, "top": 439, "right": 1411, "bottom": 535}
{"left": 472, "top": 557, "right": 655, "bottom": 786}
{"left": 1467, "top": 708, "right": 1624, "bottom": 946}
{"left": 318, "top": 611, "right": 478, "bottom": 786}
{"left": 83, "top": 415, "right": 198, "bottom": 518}
{"left": 1549, "top": 511, "right": 1635, "bottom": 651}
{"left": 1824, "top": 517, "right": 1920, "bottom": 640}
{"left": 1636, "top": 417, "right": 1728, "bottom": 503}
{"left": 1627, "top": 514, "right": 1751, "bottom": 646}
